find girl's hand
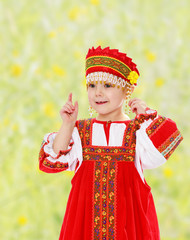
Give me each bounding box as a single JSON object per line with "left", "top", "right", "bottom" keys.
{"left": 59, "top": 93, "right": 78, "bottom": 125}
{"left": 128, "top": 98, "right": 147, "bottom": 115}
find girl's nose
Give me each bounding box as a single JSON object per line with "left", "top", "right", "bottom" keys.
{"left": 95, "top": 85, "right": 103, "bottom": 96}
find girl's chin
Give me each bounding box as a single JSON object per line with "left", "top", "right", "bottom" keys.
{"left": 95, "top": 111, "right": 110, "bottom": 116}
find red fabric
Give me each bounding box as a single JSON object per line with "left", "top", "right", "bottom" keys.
{"left": 59, "top": 162, "right": 94, "bottom": 240}
{"left": 146, "top": 117, "right": 183, "bottom": 159}
{"left": 116, "top": 162, "right": 160, "bottom": 240}
{"left": 59, "top": 161, "right": 160, "bottom": 240}
{"left": 58, "top": 119, "right": 160, "bottom": 239}
{"left": 147, "top": 118, "right": 178, "bottom": 149}
{"left": 86, "top": 46, "right": 139, "bottom": 75}
{"left": 39, "top": 116, "right": 182, "bottom": 239}
{"left": 85, "top": 46, "right": 139, "bottom": 85}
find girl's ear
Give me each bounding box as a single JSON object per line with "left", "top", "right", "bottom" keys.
{"left": 123, "top": 85, "right": 135, "bottom": 95}
{"left": 131, "top": 85, "right": 135, "bottom": 93}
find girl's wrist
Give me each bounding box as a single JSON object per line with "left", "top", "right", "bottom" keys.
{"left": 59, "top": 122, "right": 75, "bottom": 135}
{"left": 61, "top": 119, "right": 76, "bottom": 128}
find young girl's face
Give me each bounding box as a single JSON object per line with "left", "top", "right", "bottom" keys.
{"left": 87, "top": 80, "right": 127, "bottom": 120}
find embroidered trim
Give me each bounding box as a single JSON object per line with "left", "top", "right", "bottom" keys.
{"left": 146, "top": 116, "right": 166, "bottom": 136}
{"left": 135, "top": 111, "right": 158, "bottom": 129}
{"left": 86, "top": 56, "right": 131, "bottom": 81}
{"left": 93, "top": 160, "right": 117, "bottom": 239}
{"left": 83, "top": 150, "right": 135, "bottom": 162}
{"left": 39, "top": 132, "right": 73, "bottom": 171}
{"left": 159, "top": 130, "right": 183, "bottom": 159}
{"left": 39, "top": 147, "right": 68, "bottom": 170}
{"left": 81, "top": 118, "right": 137, "bottom": 160}
{"left": 76, "top": 120, "right": 85, "bottom": 146}
{"left": 81, "top": 118, "right": 137, "bottom": 163}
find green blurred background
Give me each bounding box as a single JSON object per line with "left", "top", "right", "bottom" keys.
{"left": 0, "top": 0, "right": 189, "bottom": 239}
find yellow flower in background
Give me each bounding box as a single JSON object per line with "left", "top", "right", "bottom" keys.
{"left": 3, "top": 117, "right": 10, "bottom": 127}
{"left": 11, "top": 64, "right": 22, "bottom": 76}
{"left": 52, "top": 65, "right": 66, "bottom": 77}
{"left": 163, "top": 167, "right": 173, "bottom": 178}
{"left": 90, "top": 0, "right": 100, "bottom": 5}
{"left": 18, "top": 216, "right": 27, "bottom": 225}
{"left": 68, "top": 7, "right": 80, "bottom": 20}
{"left": 145, "top": 50, "right": 156, "bottom": 62}
{"left": 155, "top": 77, "right": 165, "bottom": 87}
{"left": 42, "top": 103, "right": 56, "bottom": 118}
{"left": 48, "top": 31, "right": 56, "bottom": 38}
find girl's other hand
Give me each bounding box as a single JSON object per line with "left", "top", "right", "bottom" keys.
{"left": 128, "top": 98, "right": 147, "bottom": 115}
{"left": 60, "top": 93, "right": 78, "bottom": 125}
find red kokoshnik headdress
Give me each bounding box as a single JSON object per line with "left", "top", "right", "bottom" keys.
{"left": 85, "top": 46, "right": 140, "bottom": 87}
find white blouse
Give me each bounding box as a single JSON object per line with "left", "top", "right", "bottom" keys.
{"left": 43, "top": 115, "right": 166, "bottom": 182}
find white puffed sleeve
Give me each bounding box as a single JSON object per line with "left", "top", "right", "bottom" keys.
{"left": 135, "top": 111, "right": 167, "bottom": 182}
{"left": 39, "top": 127, "right": 83, "bottom": 173}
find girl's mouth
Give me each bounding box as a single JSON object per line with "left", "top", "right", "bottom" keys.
{"left": 95, "top": 101, "right": 108, "bottom": 105}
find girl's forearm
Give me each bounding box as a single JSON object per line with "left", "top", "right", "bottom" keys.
{"left": 53, "top": 122, "right": 75, "bottom": 154}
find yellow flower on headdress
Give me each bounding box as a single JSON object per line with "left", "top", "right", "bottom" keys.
{"left": 127, "top": 71, "right": 139, "bottom": 85}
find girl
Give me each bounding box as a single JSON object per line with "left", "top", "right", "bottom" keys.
{"left": 39, "top": 46, "right": 183, "bottom": 240}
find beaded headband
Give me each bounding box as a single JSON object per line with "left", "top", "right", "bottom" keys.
{"left": 85, "top": 46, "right": 139, "bottom": 88}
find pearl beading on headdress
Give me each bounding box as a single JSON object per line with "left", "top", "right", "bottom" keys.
{"left": 86, "top": 72, "right": 132, "bottom": 89}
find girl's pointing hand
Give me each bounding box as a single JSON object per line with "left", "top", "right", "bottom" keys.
{"left": 60, "top": 93, "right": 78, "bottom": 124}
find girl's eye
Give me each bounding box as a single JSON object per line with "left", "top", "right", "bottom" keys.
{"left": 88, "top": 83, "right": 95, "bottom": 88}
{"left": 104, "top": 83, "right": 112, "bottom": 88}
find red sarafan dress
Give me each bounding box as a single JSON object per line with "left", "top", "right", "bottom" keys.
{"left": 39, "top": 111, "right": 183, "bottom": 240}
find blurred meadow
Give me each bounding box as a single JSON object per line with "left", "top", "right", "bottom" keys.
{"left": 0, "top": 0, "right": 189, "bottom": 239}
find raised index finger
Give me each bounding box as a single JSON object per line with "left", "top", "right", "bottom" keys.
{"left": 68, "top": 92, "right": 72, "bottom": 103}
